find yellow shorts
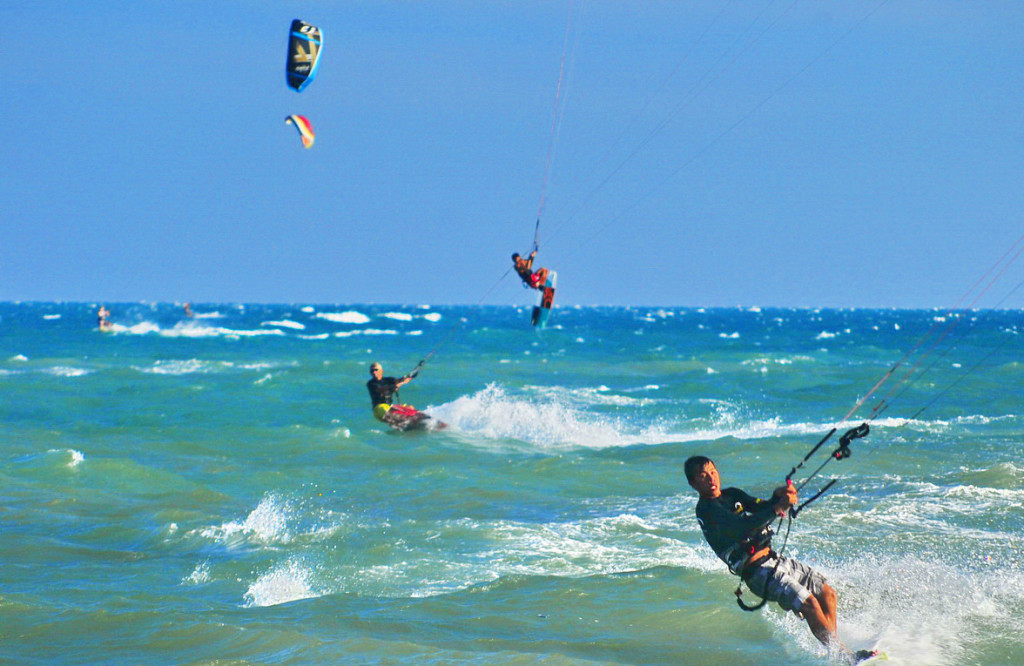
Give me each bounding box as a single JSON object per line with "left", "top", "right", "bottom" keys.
{"left": 373, "top": 404, "right": 391, "bottom": 421}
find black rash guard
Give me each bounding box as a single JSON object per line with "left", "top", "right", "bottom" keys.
{"left": 695, "top": 487, "right": 783, "bottom": 574}
{"left": 367, "top": 377, "right": 402, "bottom": 408}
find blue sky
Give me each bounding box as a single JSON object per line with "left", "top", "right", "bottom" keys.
{"left": 3, "top": 1, "right": 1023, "bottom": 308}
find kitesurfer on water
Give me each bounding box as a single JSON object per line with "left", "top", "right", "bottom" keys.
{"left": 511, "top": 251, "right": 548, "bottom": 290}
{"left": 366, "top": 362, "right": 418, "bottom": 427}
{"left": 685, "top": 456, "right": 875, "bottom": 662}
{"left": 97, "top": 306, "right": 112, "bottom": 331}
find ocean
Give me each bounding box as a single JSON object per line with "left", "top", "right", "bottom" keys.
{"left": 2, "top": 302, "right": 1022, "bottom": 665}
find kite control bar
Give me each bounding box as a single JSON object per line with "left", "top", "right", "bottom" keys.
{"left": 833, "top": 422, "right": 869, "bottom": 461}
{"left": 787, "top": 423, "right": 870, "bottom": 518}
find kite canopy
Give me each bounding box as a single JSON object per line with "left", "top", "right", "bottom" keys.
{"left": 285, "top": 115, "right": 315, "bottom": 149}
{"left": 286, "top": 19, "right": 323, "bottom": 93}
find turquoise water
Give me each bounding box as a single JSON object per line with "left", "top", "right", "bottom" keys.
{"left": 2, "top": 302, "right": 1023, "bottom": 664}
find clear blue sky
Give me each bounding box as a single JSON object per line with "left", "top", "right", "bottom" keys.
{"left": 4, "top": 1, "right": 1023, "bottom": 308}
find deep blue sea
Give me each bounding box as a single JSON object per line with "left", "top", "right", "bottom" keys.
{"left": 2, "top": 302, "right": 1023, "bottom": 664}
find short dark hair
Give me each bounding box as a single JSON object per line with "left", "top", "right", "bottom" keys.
{"left": 684, "top": 455, "right": 714, "bottom": 484}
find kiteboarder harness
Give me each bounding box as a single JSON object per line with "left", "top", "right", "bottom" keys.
{"left": 732, "top": 522, "right": 780, "bottom": 612}
{"left": 734, "top": 423, "right": 870, "bottom": 612}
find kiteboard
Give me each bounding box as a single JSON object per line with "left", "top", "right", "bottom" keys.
{"left": 382, "top": 405, "right": 447, "bottom": 432}
{"left": 855, "top": 649, "right": 888, "bottom": 663}
{"left": 531, "top": 271, "right": 557, "bottom": 328}
{"left": 851, "top": 637, "right": 887, "bottom": 664}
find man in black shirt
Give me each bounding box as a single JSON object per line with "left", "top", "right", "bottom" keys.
{"left": 511, "top": 251, "right": 548, "bottom": 290}
{"left": 367, "top": 362, "right": 413, "bottom": 423}
{"left": 685, "top": 456, "right": 870, "bottom": 660}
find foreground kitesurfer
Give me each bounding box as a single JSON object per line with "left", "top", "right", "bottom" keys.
{"left": 684, "top": 456, "right": 876, "bottom": 663}
{"left": 511, "top": 250, "right": 548, "bottom": 290}
{"left": 366, "top": 362, "right": 438, "bottom": 431}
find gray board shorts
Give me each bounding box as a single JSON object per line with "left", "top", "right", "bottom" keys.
{"left": 743, "top": 553, "right": 826, "bottom": 613}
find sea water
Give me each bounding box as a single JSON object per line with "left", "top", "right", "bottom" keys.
{"left": 1, "top": 302, "right": 1023, "bottom": 665}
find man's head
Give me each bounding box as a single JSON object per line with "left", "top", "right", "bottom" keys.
{"left": 685, "top": 455, "right": 721, "bottom": 499}
{"left": 511, "top": 253, "right": 520, "bottom": 261}
{"left": 369, "top": 362, "right": 383, "bottom": 377}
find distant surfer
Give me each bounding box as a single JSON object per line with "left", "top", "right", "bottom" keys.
{"left": 366, "top": 361, "right": 436, "bottom": 430}
{"left": 97, "top": 306, "right": 112, "bottom": 331}
{"left": 512, "top": 250, "right": 548, "bottom": 290}
{"left": 183, "top": 302, "right": 193, "bottom": 317}
{"left": 684, "top": 456, "right": 876, "bottom": 663}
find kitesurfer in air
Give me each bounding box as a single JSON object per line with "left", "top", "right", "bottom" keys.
{"left": 366, "top": 362, "right": 423, "bottom": 428}
{"left": 684, "top": 456, "right": 875, "bottom": 663}
{"left": 511, "top": 250, "right": 548, "bottom": 290}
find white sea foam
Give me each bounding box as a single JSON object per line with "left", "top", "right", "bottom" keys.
{"left": 261, "top": 320, "right": 306, "bottom": 330}
{"left": 813, "top": 554, "right": 1021, "bottom": 665}
{"left": 137, "top": 359, "right": 218, "bottom": 375}
{"left": 741, "top": 355, "right": 813, "bottom": 367}
{"left": 527, "top": 384, "right": 659, "bottom": 407}
{"left": 430, "top": 385, "right": 902, "bottom": 450}
{"left": 690, "top": 414, "right": 918, "bottom": 444}
{"left": 47, "top": 448, "right": 85, "bottom": 468}
{"left": 9, "top": 354, "right": 28, "bottom": 362}
{"left": 317, "top": 311, "right": 370, "bottom": 325}
{"left": 478, "top": 513, "right": 707, "bottom": 579}
{"left": 43, "top": 314, "right": 61, "bottom": 320}
{"left": 136, "top": 359, "right": 288, "bottom": 375}
{"left": 622, "top": 384, "right": 661, "bottom": 393}
{"left": 106, "top": 320, "right": 284, "bottom": 339}
{"left": 382, "top": 312, "right": 414, "bottom": 321}
{"left": 202, "top": 493, "right": 294, "bottom": 545}
{"left": 430, "top": 384, "right": 671, "bottom": 450}
{"left": 334, "top": 329, "right": 399, "bottom": 338}
{"left": 432, "top": 384, "right": 623, "bottom": 449}
{"left": 166, "top": 324, "right": 284, "bottom": 339}
{"left": 951, "top": 413, "right": 1017, "bottom": 425}
{"left": 239, "top": 362, "right": 288, "bottom": 371}
{"left": 183, "top": 561, "right": 211, "bottom": 585}
{"left": 43, "top": 366, "right": 91, "bottom": 377}
{"left": 244, "top": 558, "right": 319, "bottom": 607}
{"left": 198, "top": 492, "right": 344, "bottom": 549}
{"left": 422, "top": 312, "right": 442, "bottom": 322}
{"left": 108, "top": 322, "right": 160, "bottom": 335}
